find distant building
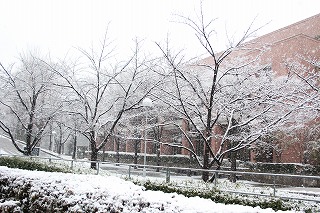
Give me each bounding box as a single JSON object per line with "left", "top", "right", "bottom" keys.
{"left": 103, "top": 14, "right": 320, "bottom": 165}
{"left": 200, "top": 13, "right": 320, "bottom": 164}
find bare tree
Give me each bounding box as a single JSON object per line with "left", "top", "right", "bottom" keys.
{"left": 286, "top": 57, "right": 320, "bottom": 164}
{"left": 242, "top": 56, "right": 320, "bottom": 165}
{"left": 155, "top": 8, "right": 315, "bottom": 182}
{"left": 286, "top": 57, "right": 319, "bottom": 109}
{"left": 0, "top": 53, "right": 63, "bottom": 155}
{"left": 117, "top": 103, "right": 173, "bottom": 168}
{"left": 47, "top": 33, "right": 163, "bottom": 169}
{"left": 53, "top": 121, "right": 73, "bottom": 154}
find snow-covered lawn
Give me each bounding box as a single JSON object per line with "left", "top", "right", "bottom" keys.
{"left": 0, "top": 166, "right": 294, "bottom": 212}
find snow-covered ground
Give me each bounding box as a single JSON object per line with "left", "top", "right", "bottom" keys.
{"left": 0, "top": 166, "right": 297, "bottom": 213}
{"left": 67, "top": 160, "right": 320, "bottom": 201}
{"left": 27, "top": 157, "right": 320, "bottom": 210}
{"left": 1, "top": 151, "right": 319, "bottom": 212}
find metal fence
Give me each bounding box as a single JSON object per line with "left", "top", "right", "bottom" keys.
{"left": 1, "top": 153, "right": 319, "bottom": 203}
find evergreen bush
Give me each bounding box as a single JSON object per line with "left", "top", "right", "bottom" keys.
{"left": 136, "top": 180, "right": 291, "bottom": 211}
{"left": 0, "top": 156, "right": 69, "bottom": 173}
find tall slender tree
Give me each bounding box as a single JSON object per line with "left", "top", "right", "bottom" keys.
{"left": 0, "top": 53, "right": 63, "bottom": 155}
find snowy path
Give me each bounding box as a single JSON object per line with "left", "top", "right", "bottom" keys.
{"left": 0, "top": 135, "right": 24, "bottom": 155}
{"left": 0, "top": 135, "right": 59, "bottom": 158}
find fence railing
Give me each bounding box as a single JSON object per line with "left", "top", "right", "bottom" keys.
{"left": 1, "top": 153, "right": 319, "bottom": 203}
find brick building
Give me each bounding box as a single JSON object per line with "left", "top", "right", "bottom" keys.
{"left": 102, "top": 13, "right": 320, "bottom": 164}
{"left": 197, "top": 13, "right": 320, "bottom": 164}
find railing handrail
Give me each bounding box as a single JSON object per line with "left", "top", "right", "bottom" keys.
{"left": 1, "top": 153, "right": 319, "bottom": 180}
{"left": 0, "top": 153, "right": 319, "bottom": 204}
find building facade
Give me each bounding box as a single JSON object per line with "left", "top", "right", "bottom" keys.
{"left": 200, "top": 13, "right": 320, "bottom": 164}
{"left": 102, "top": 14, "right": 320, "bottom": 165}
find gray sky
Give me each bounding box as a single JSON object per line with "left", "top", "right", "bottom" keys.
{"left": 0, "top": 0, "right": 319, "bottom": 64}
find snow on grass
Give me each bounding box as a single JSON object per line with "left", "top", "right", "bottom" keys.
{"left": 0, "top": 166, "right": 293, "bottom": 213}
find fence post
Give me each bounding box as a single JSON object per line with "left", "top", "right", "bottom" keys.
{"left": 128, "top": 165, "right": 131, "bottom": 179}
{"left": 273, "top": 176, "right": 276, "bottom": 197}
{"left": 214, "top": 171, "right": 218, "bottom": 187}
{"left": 166, "top": 168, "right": 170, "bottom": 183}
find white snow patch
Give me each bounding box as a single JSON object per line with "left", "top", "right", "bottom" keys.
{"left": 0, "top": 149, "right": 9, "bottom": 155}
{"left": 0, "top": 200, "right": 19, "bottom": 207}
{"left": 0, "top": 166, "right": 295, "bottom": 212}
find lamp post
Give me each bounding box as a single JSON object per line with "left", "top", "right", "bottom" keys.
{"left": 142, "top": 97, "right": 153, "bottom": 177}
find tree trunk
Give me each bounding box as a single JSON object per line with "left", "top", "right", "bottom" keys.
{"left": 208, "top": 162, "right": 222, "bottom": 182}
{"left": 202, "top": 140, "right": 210, "bottom": 182}
{"left": 156, "top": 141, "right": 160, "bottom": 172}
{"left": 57, "top": 144, "right": 62, "bottom": 154}
{"left": 25, "top": 123, "right": 34, "bottom": 155}
{"left": 229, "top": 120, "right": 239, "bottom": 182}
{"left": 72, "top": 130, "right": 77, "bottom": 159}
{"left": 134, "top": 139, "right": 139, "bottom": 166}
{"left": 90, "top": 149, "right": 98, "bottom": 169}
{"left": 229, "top": 150, "right": 237, "bottom": 183}
{"left": 102, "top": 144, "right": 106, "bottom": 162}
{"left": 116, "top": 137, "right": 120, "bottom": 164}
{"left": 90, "top": 136, "right": 98, "bottom": 169}
{"left": 57, "top": 126, "right": 63, "bottom": 154}
{"left": 49, "top": 125, "right": 53, "bottom": 151}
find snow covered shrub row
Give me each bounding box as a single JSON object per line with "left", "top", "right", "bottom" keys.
{"left": 0, "top": 166, "right": 285, "bottom": 213}
{"left": 0, "top": 200, "right": 21, "bottom": 212}
{"left": 0, "top": 167, "right": 151, "bottom": 212}
{"left": 137, "top": 180, "right": 291, "bottom": 212}
{"left": 0, "top": 156, "right": 70, "bottom": 173}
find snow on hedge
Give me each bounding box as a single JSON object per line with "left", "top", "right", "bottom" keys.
{"left": 0, "top": 166, "right": 293, "bottom": 212}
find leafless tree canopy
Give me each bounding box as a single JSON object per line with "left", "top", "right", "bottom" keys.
{"left": 0, "top": 5, "right": 318, "bottom": 181}
{"left": 0, "top": 53, "right": 63, "bottom": 155}
{"left": 154, "top": 8, "right": 317, "bottom": 181}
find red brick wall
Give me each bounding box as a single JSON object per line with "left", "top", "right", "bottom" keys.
{"left": 201, "top": 13, "right": 320, "bottom": 164}
{"left": 249, "top": 13, "right": 320, "bottom": 46}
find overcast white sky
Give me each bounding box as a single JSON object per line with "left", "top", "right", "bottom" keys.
{"left": 0, "top": 0, "right": 319, "bottom": 64}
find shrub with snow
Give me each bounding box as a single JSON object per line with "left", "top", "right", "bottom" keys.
{"left": 0, "top": 166, "right": 290, "bottom": 213}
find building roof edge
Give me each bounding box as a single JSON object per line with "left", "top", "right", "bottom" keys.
{"left": 249, "top": 13, "right": 320, "bottom": 44}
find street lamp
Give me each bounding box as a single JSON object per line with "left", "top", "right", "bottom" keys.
{"left": 142, "top": 97, "right": 153, "bottom": 177}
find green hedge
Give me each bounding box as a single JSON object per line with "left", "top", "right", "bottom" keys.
{"left": 0, "top": 156, "right": 69, "bottom": 173}
{"left": 135, "top": 180, "right": 292, "bottom": 212}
